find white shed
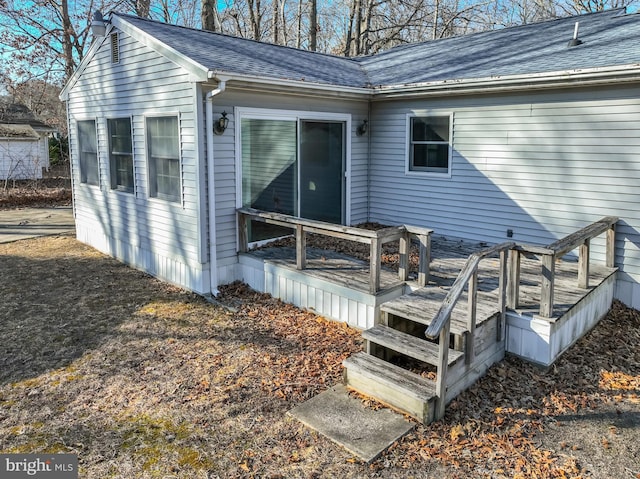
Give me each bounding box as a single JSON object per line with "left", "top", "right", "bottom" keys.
{"left": 0, "top": 100, "right": 54, "bottom": 181}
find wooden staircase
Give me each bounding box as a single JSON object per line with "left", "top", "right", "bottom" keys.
{"left": 343, "top": 243, "right": 513, "bottom": 424}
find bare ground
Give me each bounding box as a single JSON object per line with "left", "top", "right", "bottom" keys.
{"left": 0, "top": 235, "right": 638, "bottom": 478}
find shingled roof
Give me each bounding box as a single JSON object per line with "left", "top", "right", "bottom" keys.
{"left": 115, "top": 13, "right": 368, "bottom": 88}
{"left": 358, "top": 9, "right": 640, "bottom": 87}
{"left": 0, "top": 97, "right": 54, "bottom": 131}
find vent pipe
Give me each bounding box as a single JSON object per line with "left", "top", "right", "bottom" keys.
{"left": 567, "top": 21, "right": 583, "bottom": 47}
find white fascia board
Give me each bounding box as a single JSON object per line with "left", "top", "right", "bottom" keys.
{"left": 111, "top": 15, "right": 209, "bottom": 82}
{"left": 59, "top": 31, "right": 111, "bottom": 101}
{"left": 372, "top": 63, "right": 640, "bottom": 99}
{"left": 207, "top": 70, "right": 372, "bottom": 99}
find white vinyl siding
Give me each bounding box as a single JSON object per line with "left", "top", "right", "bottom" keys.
{"left": 66, "top": 29, "right": 207, "bottom": 293}
{"left": 369, "top": 85, "right": 640, "bottom": 284}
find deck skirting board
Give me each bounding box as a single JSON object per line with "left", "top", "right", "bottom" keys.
{"left": 506, "top": 271, "right": 616, "bottom": 367}
{"left": 239, "top": 253, "right": 405, "bottom": 329}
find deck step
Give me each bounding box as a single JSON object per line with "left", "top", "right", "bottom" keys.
{"left": 343, "top": 352, "right": 437, "bottom": 424}
{"left": 381, "top": 287, "right": 499, "bottom": 336}
{"left": 363, "top": 325, "right": 464, "bottom": 367}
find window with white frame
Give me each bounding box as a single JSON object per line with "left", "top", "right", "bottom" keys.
{"left": 408, "top": 114, "right": 452, "bottom": 175}
{"left": 108, "top": 118, "right": 134, "bottom": 193}
{"left": 77, "top": 120, "right": 99, "bottom": 186}
{"left": 147, "top": 116, "right": 180, "bottom": 203}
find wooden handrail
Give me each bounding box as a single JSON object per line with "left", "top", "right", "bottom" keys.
{"left": 425, "top": 242, "right": 515, "bottom": 339}
{"left": 508, "top": 216, "right": 618, "bottom": 317}
{"left": 547, "top": 216, "right": 618, "bottom": 258}
{"left": 237, "top": 207, "right": 433, "bottom": 293}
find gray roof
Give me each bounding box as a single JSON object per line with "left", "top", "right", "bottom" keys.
{"left": 0, "top": 97, "right": 54, "bottom": 131}
{"left": 113, "top": 9, "right": 640, "bottom": 90}
{"left": 0, "top": 124, "right": 40, "bottom": 139}
{"left": 358, "top": 9, "right": 640, "bottom": 87}
{"left": 116, "top": 13, "right": 369, "bottom": 88}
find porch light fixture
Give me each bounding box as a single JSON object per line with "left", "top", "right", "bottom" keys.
{"left": 214, "top": 111, "right": 229, "bottom": 135}
{"left": 356, "top": 119, "right": 368, "bottom": 136}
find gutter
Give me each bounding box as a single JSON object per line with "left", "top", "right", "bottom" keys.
{"left": 371, "top": 63, "right": 640, "bottom": 99}
{"left": 205, "top": 77, "right": 228, "bottom": 295}
{"left": 206, "top": 70, "right": 372, "bottom": 99}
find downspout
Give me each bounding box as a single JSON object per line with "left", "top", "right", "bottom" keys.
{"left": 205, "top": 79, "right": 227, "bottom": 295}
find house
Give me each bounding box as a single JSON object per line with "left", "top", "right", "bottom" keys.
{"left": 59, "top": 8, "right": 640, "bottom": 310}
{"left": 0, "top": 98, "right": 55, "bottom": 180}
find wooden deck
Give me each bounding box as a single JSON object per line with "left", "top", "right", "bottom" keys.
{"left": 247, "top": 235, "right": 616, "bottom": 323}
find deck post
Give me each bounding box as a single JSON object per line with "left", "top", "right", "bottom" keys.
{"left": 238, "top": 212, "right": 249, "bottom": 253}
{"left": 506, "top": 249, "right": 520, "bottom": 309}
{"left": 466, "top": 270, "right": 478, "bottom": 365}
{"left": 398, "top": 231, "right": 410, "bottom": 282}
{"left": 296, "top": 224, "right": 306, "bottom": 270}
{"left": 578, "top": 238, "right": 590, "bottom": 289}
{"left": 417, "top": 233, "right": 431, "bottom": 287}
{"left": 498, "top": 249, "right": 508, "bottom": 341}
{"left": 540, "top": 254, "right": 555, "bottom": 318}
{"left": 369, "top": 237, "right": 381, "bottom": 294}
{"left": 435, "top": 320, "right": 450, "bottom": 421}
{"left": 606, "top": 224, "right": 616, "bottom": 268}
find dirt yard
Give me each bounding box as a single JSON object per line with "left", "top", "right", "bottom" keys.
{"left": 0, "top": 235, "right": 638, "bottom": 478}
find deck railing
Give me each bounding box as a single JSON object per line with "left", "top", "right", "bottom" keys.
{"left": 508, "top": 216, "right": 618, "bottom": 318}
{"left": 237, "top": 207, "right": 433, "bottom": 294}
{"left": 424, "top": 242, "right": 514, "bottom": 420}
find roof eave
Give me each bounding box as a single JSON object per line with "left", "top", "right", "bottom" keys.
{"left": 207, "top": 70, "right": 372, "bottom": 98}
{"left": 371, "top": 63, "right": 640, "bottom": 99}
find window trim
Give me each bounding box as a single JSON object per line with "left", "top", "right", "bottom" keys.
{"left": 234, "top": 107, "right": 353, "bottom": 248}
{"left": 405, "top": 112, "right": 453, "bottom": 178}
{"left": 144, "top": 113, "right": 183, "bottom": 205}
{"left": 76, "top": 118, "right": 100, "bottom": 187}
{"left": 107, "top": 116, "right": 135, "bottom": 195}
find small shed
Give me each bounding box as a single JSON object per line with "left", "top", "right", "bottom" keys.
{"left": 0, "top": 98, "right": 54, "bottom": 180}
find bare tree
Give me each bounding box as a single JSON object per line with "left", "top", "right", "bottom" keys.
{"left": 309, "top": 0, "right": 318, "bottom": 50}
{"left": 202, "top": 0, "right": 221, "bottom": 31}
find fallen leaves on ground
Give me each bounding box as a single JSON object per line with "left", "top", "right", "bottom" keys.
{"left": 0, "top": 236, "right": 638, "bottom": 478}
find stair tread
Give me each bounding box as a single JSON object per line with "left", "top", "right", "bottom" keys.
{"left": 363, "top": 324, "right": 464, "bottom": 367}
{"left": 380, "top": 287, "right": 500, "bottom": 335}
{"left": 343, "top": 352, "right": 436, "bottom": 401}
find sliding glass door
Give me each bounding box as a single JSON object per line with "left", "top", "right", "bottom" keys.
{"left": 240, "top": 114, "right": 346, "bottom": 241}
{"left": 300, "top": 120, "right": 344, "bottom": 224}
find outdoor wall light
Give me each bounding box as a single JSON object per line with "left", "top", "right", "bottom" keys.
{"left": 356, "top": 119, "right": 368, "bottom": 136}
{"left": 214, "top": 111, "right": 229, "bottom": 135}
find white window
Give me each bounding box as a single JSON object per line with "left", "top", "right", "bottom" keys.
{"left": 407, "top": 114, "right": 452, "bottom": 176}
{"left": 147, "top": 116, "right": 180, "bottom": 203}
{"left": 108, "top": 118, "right": 134, "bottom": 193}
{"left": 77, "top": 120, "right": 99, "bottom": 186}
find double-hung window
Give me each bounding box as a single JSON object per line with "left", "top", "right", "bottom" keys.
{"left": 108, "top": 118, "right": 134, "bottom": 193}
{"left": 78, "top": 120, "right": 99, "bottom": 186}
{"left": 147, "top": 116, "right": 180, "bottom": 203}
{"left": 408, "top": 114, "right": 452, "bottom": 175}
